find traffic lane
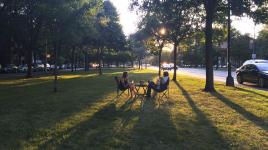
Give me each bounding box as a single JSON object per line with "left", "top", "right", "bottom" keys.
{"left": 177, "top": 68, "right": 237, "bottom": 83}
{"left": 149, "top": 66, "right": 236, "bottom": 82}
{"left": 177, "top": 68, "right": 268, "bottom": 91}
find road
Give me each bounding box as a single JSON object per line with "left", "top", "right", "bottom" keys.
{"left": 151, "top": 66, "right": 268, "bottom": 91}
{"left": 150, "top": 66, "right": 236, "bottom": 82}
{"left": 177, "top": 68, "right": 237, "bottom": 84}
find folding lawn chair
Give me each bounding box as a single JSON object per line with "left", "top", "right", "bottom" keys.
{"left": 114, "top": 76, "right": 130, "bottom": 97}
{"left": 157, "top": 78, "right": 170, "bottom": 100}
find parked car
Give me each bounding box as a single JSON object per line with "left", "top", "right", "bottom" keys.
{"left": 236, "top": 63, "right": 268, "bottom": 88}
{"left": 2, "top": 64, "right": 18, "bottom": 73}
{"left": 18, "top": 64, "right": 28, "bottom": 73}
{"left": 243, "top": 59, "right": 268, "bottom": 66}
{"left": 32, "top": 63, "right": 50, "bottom": 72}
{"left": 162, "top": 64, "right": 179, "bottom": 71}
{"left": 50, "top": 65, "right": 60, "bottom": 70}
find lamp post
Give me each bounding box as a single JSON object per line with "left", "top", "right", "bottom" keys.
{"left": 252, "top": 23, "right": 256, "bottom": 59}
{"left": 226, "top": 0, "right": 234, "bottom": 86}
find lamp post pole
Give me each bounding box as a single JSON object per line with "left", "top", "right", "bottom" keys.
{"left": 226, "top": 0, "right": 234, "bottom": 86}
{"left": 252, "top": 23, "right": 256, "bottom": 59}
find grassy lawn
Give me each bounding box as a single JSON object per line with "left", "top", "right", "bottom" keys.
{"left": 0, "top": 69, "right": 267, "bottom": 150}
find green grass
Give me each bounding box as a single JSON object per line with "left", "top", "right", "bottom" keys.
{"left": 0, "top": 69, "right": 267, "bottom": 150}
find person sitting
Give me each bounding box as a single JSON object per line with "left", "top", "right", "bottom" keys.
{"left": 146, "top": 71, "right": 169, "bottom": 97}
{"left": 119, "top": 71, "right": 136, "bottom": 98}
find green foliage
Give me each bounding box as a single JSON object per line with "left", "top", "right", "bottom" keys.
{"left": 256, "top": 25, "right": 268, "bottom": 59}
{"left": 0, "top": 0, "right": 127, "bottom": 74}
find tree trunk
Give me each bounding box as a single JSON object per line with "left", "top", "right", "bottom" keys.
{"left": 75, "top": 54, "right": 77, "bottom": 71}
{"left": 116, "top": 61, "right": 119, "bottom": 67}
{"left": 173, "top": 41, "right": 178, "bottom": 81}
{"left": 26, "top": 48, "right": 33, "bottom": 78}
{"left": 131, "top": 60, "right": 134, "bottom": 68}
{"left": 33, "top": 51, "right": 37, "bottom": 67}
{"left": 71, "top": 46, "right": 75, "bottom": 72}
{"left": 204, "top": 0, "right": 216, "bottom": 92}
{"left": 53, "top": 42, "right": 58, "bottom": 92}
{"left": 138, "top": 60, "right": 141, "bottom": 70}
{"left": 158, "top": 43, "right": 164, "bottom": 76}
{"left": 84, "top": 51, "right": 89, "bottom": 71}
{"left": 98, "top": 48, "right": 102, "bottom": 75}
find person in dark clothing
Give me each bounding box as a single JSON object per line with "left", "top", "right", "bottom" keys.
{"left": 119, "top": 71, "right": 136, "bottom": 98}
{"left": 146, "top": 71, "right": 169, "bottom": 97}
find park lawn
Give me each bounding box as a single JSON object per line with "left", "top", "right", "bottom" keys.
{"left": 0, "top": 69, "right": 267, "bottom": 150}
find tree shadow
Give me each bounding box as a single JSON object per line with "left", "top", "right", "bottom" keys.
{"left": 127, "top": 98, "right": 181, "bottom": 149}
{"left": 39, "top": 97, "right": 141, "bottom": 149}
{"left": 37, "top": 94, "right": 180, "bottom": 149}
{"left": 210, "top": 91, "right": 268, "bottom": 131}
{"left": 234, "top": 86, "right": 268, "bottom": 99}
{"left": 0, "top": 72, "right": 126, "bottom": 149}
{"left": 174, "top": 81, "right": 230, "bottom": 149}
{"left": 0, "top": 70, "right": 160, "bottom": 149}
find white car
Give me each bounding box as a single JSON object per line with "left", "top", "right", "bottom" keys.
{"left": 243, "top": 59, "right": 268, "bottom": 66}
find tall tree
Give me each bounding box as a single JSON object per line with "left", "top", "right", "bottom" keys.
{"left": 131, "top": 0, "right": 202, "bottom": 80}
{"left": 95, "top": 0, "right": 126, "bottom": 75}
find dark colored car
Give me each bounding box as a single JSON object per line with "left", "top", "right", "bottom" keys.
{"left": 18, "top": 64, "right": 28, "bottom": 73}
{"left": 2, "top": 64, "right": 18, "bottom": 73}
{"left": 236, "top": 63, "right": 268, "bottom": 88}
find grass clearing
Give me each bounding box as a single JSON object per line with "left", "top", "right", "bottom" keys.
{"left": 0, "top": 69, "right": 267, "bottom": 149}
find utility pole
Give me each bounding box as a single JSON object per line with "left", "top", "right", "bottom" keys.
{"left": 226, "top": 0, "right": 234, "bottom": 86}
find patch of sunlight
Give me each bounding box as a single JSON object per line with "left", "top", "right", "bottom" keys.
{"left": 21, "top": 93, "right": 116, "bottom": 150}
{"left": 0, "top": 80, "right": 24, "bottom": 85}
{"left": 58, "top": 75, "right": 83, "bottom": 79}
{"left": 0, "top": 77, "right": 54, "bottom": 86}
{"left": 15, "top": 80, "right": 51, "bottom": 87}
{"left": 104, "top": 71, "right": 127, "bottom": 75}
{"left": 131, "top": 69, "right": 156, "bottom": 74}
{"left": 45, "top": 74, "right": 97, "bottom": 80}
{"left": 0, "top": 74, "right": 98, "bottom": 86}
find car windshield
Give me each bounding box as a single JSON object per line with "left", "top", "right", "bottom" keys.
{"left": 256, "top": 64, "right": 268, "bottom": 71}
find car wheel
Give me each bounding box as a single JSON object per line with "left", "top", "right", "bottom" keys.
{"left": 258, "top": 78, "right": 265, "bottom": 88}
{"left": 237, "top": 75, "right": 243, "bottom": 84}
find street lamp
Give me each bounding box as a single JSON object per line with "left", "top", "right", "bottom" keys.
{"left": 226, "top": 0, "right": 234, "bottom": 86}
{"left": 160, "top": 27, "right": 166, "bottom": 35}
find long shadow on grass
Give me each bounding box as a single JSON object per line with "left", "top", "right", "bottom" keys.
{"left": 210, "top": 92, "right": 268, "bottom": 131}
{"left": 174, "top": 81, "right": 230, "bottom": 149}
{"left": 0, "top": 74, "right": 117, "bottom": 149}
{"left": 39, "top": 96, "right": 179, "bottom": 149}
{"left": 128, "top": 98, "right": 180, "bottom": 149}
{"left": 39, "top": 98, "right": 140, "bottom": 149}
{"left": 0, "top": 71, "right": 157, "bottom": 149}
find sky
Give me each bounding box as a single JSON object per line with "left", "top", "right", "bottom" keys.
{"left": 110, "top": 0, "right": 264, "bottom": 37}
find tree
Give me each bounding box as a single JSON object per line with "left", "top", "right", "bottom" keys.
{"left": 129, "top": 31, "right": 149, "bottom": 69}
{"left": 256, "top": 25, "right": 268, "bottom": 59}
{"left": 95, "top": 0, "right": 126, "bottom": 75}
{"left": 131, "top": 0, "right": 202, "bottom": 79}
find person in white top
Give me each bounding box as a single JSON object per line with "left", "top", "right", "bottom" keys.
{"left": 146, "top": 71, "right": 169, "bottom": 97}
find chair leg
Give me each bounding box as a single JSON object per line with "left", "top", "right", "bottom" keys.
{"left": 117, "top": 88, "right": 119, "bottom": 97}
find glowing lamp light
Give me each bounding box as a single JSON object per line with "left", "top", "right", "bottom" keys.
{"left": 159, "top": 28, "right": 166, "bottom": 35}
